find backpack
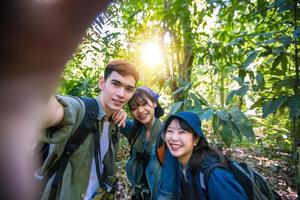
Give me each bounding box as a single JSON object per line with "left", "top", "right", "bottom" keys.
{"left": 194, "top": 155, "right": 282, "bottom": 200}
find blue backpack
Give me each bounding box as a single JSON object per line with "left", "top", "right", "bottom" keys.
{"left": 194, "top": 155, "right": 282, "bottom": 200}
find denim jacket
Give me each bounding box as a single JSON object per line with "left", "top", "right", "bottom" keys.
{"left": 121, "top": 118, "right": 163, "bottom": 199}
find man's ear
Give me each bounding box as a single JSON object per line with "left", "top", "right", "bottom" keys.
{"left": 99, "top": 77, "right": 105, "bottom": 91}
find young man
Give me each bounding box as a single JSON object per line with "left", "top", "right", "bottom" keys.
{"left": 40, "top": 60, "right": 139, "bottom": 200}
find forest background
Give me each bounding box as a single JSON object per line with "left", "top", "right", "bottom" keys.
{"left": 57, "top": 0, "right": 299, "bottom": 199}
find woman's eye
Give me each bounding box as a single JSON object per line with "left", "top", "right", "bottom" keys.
{"left": 131, "top": 107, "right": 137, "bottom": 111}
{"left": 179, "top": 131, "right": 187, "bottom": 135}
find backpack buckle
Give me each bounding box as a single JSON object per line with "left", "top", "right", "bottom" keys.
{"left": 66, "top": 143, "right": 78, "bottom": 154}
{"left": 88, "top": 111, "right": 97, "bottom": 119}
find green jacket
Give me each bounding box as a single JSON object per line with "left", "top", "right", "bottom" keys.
{"left": 39, "top": 95, "right": 119, "bottom": 200}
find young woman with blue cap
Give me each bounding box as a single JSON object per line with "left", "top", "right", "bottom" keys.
{"left": 163, "top": 111, "right": 248, "bottom": 200}
{"left": 120, "top": 86, "right": 164, "bottom": 200}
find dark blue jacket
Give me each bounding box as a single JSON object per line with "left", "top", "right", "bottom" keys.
{"left": 176, "top": 161, "right": 248, "bottom": 200}
{"left": 158, "top": 150, "right": 248, "bottom": 200}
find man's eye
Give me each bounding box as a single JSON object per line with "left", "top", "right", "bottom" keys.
{"left": 126, "top": 87, "right": 134, "bottom": 93}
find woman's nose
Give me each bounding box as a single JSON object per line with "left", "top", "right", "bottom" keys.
{"left": 170, "top": 132, "right": 179, "bottom": 141}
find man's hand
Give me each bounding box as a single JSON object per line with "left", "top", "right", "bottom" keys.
{"left": 112, "top": 110, "right": 127, "bottom": 128}
{"left": 0, "top": 1, "right": 111, "bottom": 199}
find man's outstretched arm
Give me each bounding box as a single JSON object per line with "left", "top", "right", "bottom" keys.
{"left": 0, "top": 1, "right": 111, "bottom": 199}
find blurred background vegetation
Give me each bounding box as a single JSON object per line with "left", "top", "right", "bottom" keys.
{"left": 57, "top": 0, "right": 299, "bottom": 197}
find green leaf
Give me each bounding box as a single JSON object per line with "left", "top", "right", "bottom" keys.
{"left": 226, "top": 90, "right": 236, "bottom": 105}
{"left": 230, "top": 75, "right": 244, "bottom": 86}
{"left": 250, "top": 98, "right": 265, "bottom": 109}
{"left": 229, "top": 107, "right": 255, "bottom": 141}
{"left": 280, "top": 35, "right": 291, "bottom": 48}
{"left": 273, "top": 46, "right": 286, "bottom": 55}
{"left": 257, "top": 0, "right": 267, "bottom": 16}
{"left": 169, "top": 101, "right": 183, "bottom": 115}
{"left": 212, "top": 115, "right": 220, "bottom": 135}
{"left": 262, "top": 96, "right": 288, "bottom": 118}
{"left": 236, "top": 85, "right": 249, "bottom": 97}
{"left": 281, "top": 55, "right": 288, "bottom": 73}
{"left": 272, "top": 55, "right": 283, "bottom": 70}
{"left": 216, "top": 110, "right": 230, "bottom": 121}
{"left": 294, "top": 28, "right": 300, "bottom": 38}
{"left": 212, "top": 115, "right": 233, "bottom": 147}
{"left": 193, "top": 91, "right": 209, "bottom": 106}
{"left": 256, "top": 72, "right": 265, "bottom": 90}
{"left": 252, "top": 85, "right": 259, "bottom": 91}
{"left": 288, "top": 96, "right": 300, "bottom": 118}
{"left": 173, "top": 86, "right": 186, "bottom": 96}
{"left": 242, "top": 51, "right": 258, "bottom": 69}
{"left": 199, "top": 109, "right": 214, "bottom": 121}
{"left": 189, "top": 92, "right": 203, "bottom": 109}
{"left": 273, "top": 78, "right": 295, "bottom": 89}
{"left": 219, "top": 120, "right": 234, "bottom": 147}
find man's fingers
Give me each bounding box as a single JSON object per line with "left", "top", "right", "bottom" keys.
{"left": 112, "top": 110, "right": 127, "bottom": 127}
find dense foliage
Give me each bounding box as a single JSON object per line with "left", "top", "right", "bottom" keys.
{"left": 59, "top": 0, "right": 299, "bottom": 195}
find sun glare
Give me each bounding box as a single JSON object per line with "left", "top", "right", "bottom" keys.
{"left": 140, "top": 42, "right": 164, "bottom": 67}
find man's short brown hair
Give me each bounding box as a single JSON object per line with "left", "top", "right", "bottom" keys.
{"left": 104, "top": 60, "right": 139, "bottom": 83}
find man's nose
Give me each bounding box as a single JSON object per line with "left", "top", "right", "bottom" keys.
{"left": 116, "top": 87, "right": 125, "bottom": 98}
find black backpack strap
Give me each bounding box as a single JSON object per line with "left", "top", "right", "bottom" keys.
{"left": 202, "top": 163, "right": 228, "bottom": 190}
{"left": 197, "top": 162, "right": 228, "bottom": 200}
{"left": 128, "top": 122, "right": 142, "bottom": 156}
{"left": 48, "top": 97, "right": 99, "bottom": 200}
{"left": 225, "top": 157, "right": 254, "bottom": 200}
{"left": 195, "top": 153, "right": 229, "bottom": 200}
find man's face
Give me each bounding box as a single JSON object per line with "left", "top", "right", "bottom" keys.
{"left": 99, "top": 71, "right": 136, "bottom": 115}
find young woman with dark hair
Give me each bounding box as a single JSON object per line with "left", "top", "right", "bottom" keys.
{"left": 163, "top": 111, "right": 248, "bottom": 200}
{"left": 120, "top": 86, "right": 164, "bottom": 200}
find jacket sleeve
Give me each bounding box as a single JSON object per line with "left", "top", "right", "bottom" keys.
{"left": 157, "top": 148, "right": 177, "bottom": 200}
{"left": 40, "top": 95, "right": 85, "bottom": 144}
{"left": 206, "top": 168, "right": 248, "bottom": 200}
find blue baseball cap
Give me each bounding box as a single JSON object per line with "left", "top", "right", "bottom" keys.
{"left": 165, "top": 111, "right": 206, "bottom": 140}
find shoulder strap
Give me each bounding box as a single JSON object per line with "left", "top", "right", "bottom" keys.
{"left": 156, "top": 137, "right": 165, "bottom": 166}
{"left": 128, "top": 122, "right": 142, "bottom": 156}
{"left": 48, "top": 97, "right": 99, "bottom": 200}
{"left": 195, "top": 154, "right": 229, "bottom": 200}
{"left": 225, "top": 157, "right": 254, "bottom": 200}
{"left": 129, "top": 121, "right": 142, "bottom": 146}
{"left": 144, "top": 119, "right": 162, "bottom": 153}
{"left": 201, "top": 163, "right": 227, "bottom": 190}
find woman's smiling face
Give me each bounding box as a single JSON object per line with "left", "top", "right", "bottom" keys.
{"left": 165, "top": 119, "right": 197, "bottom": 166}
{"left": 129, "top": 95, "right": 156, "bottom": 127}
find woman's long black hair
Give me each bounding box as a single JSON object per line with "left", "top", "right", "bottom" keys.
{"left": 163, "top": 117, "right": 226, "bottom": 176}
